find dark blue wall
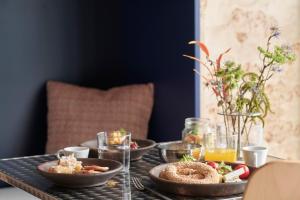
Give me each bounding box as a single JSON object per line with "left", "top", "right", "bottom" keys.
{"left": 0, "top": 0, "right": 80, "bottom": 158}
{"left": 0, "top": 0, "right": 194, "bottom": 161}
{"left": 119, "top": 1, "right": 195, "bottom": 141}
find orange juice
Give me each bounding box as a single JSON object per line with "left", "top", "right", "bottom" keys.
{"left": 204, "top": 148, "right": 237, "bottom": 162}
{"left": 191, "top": 148, "right": 201, "bottom": 160}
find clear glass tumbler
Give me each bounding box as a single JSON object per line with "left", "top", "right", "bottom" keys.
{"left": 204, "top": 126, "right": 238, "bottom": 162}
{"left": 97, "top": 131, "right": 131, "bottom": 172}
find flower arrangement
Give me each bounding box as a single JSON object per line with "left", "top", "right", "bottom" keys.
{"left": 184, "top": 27, "right": 296, "bottom": 145}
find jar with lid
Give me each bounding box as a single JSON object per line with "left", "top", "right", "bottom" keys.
{"left": 182, "top": 118, "right": 211, "bottom": 145}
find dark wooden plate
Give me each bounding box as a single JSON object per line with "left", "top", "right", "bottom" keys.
{"left": 37, "top": 158, "right": 122, "bottom": 188}
{"left": 80, "top": 139, "right": 156, "bottom": 161}
{"left": 149, "top": 162, "right": 256, "bottom": 197}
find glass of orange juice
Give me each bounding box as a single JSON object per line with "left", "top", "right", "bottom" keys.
{"left": 204, "top": 129, "right": 238, "bottom": 162}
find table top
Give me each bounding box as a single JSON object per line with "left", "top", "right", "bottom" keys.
{"left": 0, "top": 147, "right": 277, "bottom": 200}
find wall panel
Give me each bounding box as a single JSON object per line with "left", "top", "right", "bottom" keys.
{"left": 199, "top": 0, "right": 300, "bottom": 159}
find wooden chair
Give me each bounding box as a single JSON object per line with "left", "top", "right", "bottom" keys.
{"left": 243, "top": 160, "right": 300, "bottom": 200}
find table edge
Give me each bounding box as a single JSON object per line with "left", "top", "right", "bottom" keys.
{"left": 1, "top": 154, "right": 52, "bottom": 161}
{"left": 0, "top": 171, "right": 56, "bottom": 200}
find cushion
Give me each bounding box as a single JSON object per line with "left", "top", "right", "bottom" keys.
{"left": 46, "top": 81, "right": 154, "bottom": 153}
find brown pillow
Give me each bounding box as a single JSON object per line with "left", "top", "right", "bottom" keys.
{"left": 46, "top": 81, "right": 154, "bottom": 153}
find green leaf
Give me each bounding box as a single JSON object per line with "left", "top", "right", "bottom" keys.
{"left": 180, "top": 154, "right": 196, "bottom": 162}
{"left": 119, "top": 128, "right": 127, "bottom": 135}
{"left": 256, "top": 116, "right": 265, "bottom": 127}
{"left": 242, "top": 72, "right": 259, "bottom": 82}
{"left": 217, "top": 161, "right": 233, "bottom": 175}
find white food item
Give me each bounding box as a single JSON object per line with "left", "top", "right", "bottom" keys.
{"left": 49, "top": 154, "right": 82, "bottom": 174}
{"left": 223, "top": 167, "right": 245, "bottom": 182}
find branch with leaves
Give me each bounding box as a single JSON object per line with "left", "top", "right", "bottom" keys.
{"left": 184, "top": 27, "right": 296, "bottom": 138}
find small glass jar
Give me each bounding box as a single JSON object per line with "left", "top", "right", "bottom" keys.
{"left": 182, "top": 118, "right": 211, "bottom": 145}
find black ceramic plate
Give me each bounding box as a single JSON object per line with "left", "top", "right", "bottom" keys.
{"left": 37, "top": 158, "right": 122, "bottom": 188}
{"left": 80, "top": 139, "right": 156, "bottom": 161}
{"left": 149, "top": 162, "right": 255, "bottom": 197}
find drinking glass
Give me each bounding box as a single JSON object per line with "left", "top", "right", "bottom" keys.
{"left": 97, "top": 131, "right": 131, "bottom": 172}
{"left": 204, "top": 125, "right": 238, "bottom": 162}
{"left": 121, "top": 172, "right": 131, "bottom": 200}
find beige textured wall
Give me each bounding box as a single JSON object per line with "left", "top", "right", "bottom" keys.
{"left": 199, "top": 0, "right": 300, "bottom": 159}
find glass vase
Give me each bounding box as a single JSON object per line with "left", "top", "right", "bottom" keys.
{"left": 217, "top": 112, "right": 262, "bottom": 160}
